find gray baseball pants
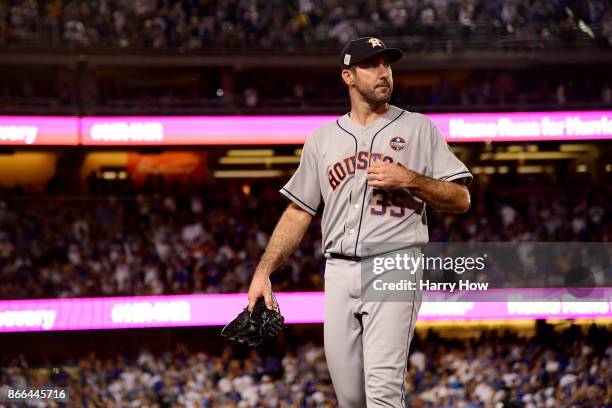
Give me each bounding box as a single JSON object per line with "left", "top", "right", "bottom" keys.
{"left": 323, "top": 257, "right": 422, "bottom": 407}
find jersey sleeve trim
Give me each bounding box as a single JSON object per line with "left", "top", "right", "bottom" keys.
{"left": 439, "top": 170, "right": 473, "bottom": 186}
{"left": 280, "top": 187, "right": 318, "bottom": 215}
{"left": 439, "top": 170, "right": 472, "bottom": 181}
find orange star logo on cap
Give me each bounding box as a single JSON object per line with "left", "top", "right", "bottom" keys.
{"left": 367, "top": 38, "right": 383, "bottom": 47}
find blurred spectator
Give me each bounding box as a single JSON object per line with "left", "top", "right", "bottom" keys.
{"left": 604, "top": 11, "right": 612, "bottom": 46}
{"left": 556, "top": 82, "right": 567, "bottom": 105}
{"left": 603, "top": 82, "right": 612, "bottom": 104}
{"left": 243, "top": 87, "right": 259, "bottom": 108}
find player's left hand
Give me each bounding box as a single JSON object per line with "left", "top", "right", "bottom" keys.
{"left": 367, "top": 160, "right": 416, "bottom": 189}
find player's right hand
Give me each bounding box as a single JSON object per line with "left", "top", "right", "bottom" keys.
{"left": 247, "top": 272, "right": 275, "bottom": 311}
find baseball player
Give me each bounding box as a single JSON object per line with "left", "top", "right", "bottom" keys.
{"left": 247, "top": 37, "right": 472, "bottom": 407}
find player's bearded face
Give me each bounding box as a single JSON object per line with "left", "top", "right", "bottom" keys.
{"left": 353, "top": 56, "right": 393, "bottom": 106}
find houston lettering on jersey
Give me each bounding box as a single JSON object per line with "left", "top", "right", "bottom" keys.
{"left": 328, "top": 151, "right": 394, "bottom": 190}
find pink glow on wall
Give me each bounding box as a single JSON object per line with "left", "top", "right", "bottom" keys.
{"left": 0, "top": 290, "right": 610, "bottom": 332}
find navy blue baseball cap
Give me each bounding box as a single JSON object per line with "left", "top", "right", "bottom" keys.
{"left": 340, "top": 37, "right": 403, "bottom": 69}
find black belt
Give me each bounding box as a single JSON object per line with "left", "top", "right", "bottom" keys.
{"left": 328, "top": 252, "right": 393, "bottom": 262}
{"left": 327, "top": 253, "right": 363, "bottom": 262}
{"left": 327, "top": 247, "right": 422, "bottom": 262}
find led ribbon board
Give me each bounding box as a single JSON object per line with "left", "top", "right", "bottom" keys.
{"left": 0, "top": 290, "right": 610, "bottom": 332}
{"left": 80, "top": 111, "right": 612, "bottom": 145}
{"left": 0, "top": 117, "right": 79, "bottom": 145}
{"left": 2, "top": 112, "right": 610, "bottom": 146}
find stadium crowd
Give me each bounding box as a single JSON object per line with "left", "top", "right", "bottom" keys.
{"left": 1, "top": 325, "right": 609, "bottom": 407}
{"left": 2, "top": 0, "right": 611, "bottom": 114}
{"left": 2, "top": 70, "right": 611, "bottom": 115}
{"left": 1, "top": 0, "right": 610, "bottom": 49}
{"left": 1, "top": 2, "right": 610, "bottom": 115}
{"left": 76, "top": 71, "right": 612, "bottom": 113}
{"left": 0, "top": 179, "right": 609, "bottom": 299}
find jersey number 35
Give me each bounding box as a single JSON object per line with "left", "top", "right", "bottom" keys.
{"left": 370, "top": 190, "right": 405, "bottom": 218}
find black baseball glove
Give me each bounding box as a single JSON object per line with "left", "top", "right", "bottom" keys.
{"left": 221, "top": 296, "right": 284, "bottom": 347}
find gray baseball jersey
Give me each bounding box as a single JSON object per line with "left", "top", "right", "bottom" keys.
{"left": 280, "top": 104, "right": 472, "bottom": 256}
{"left": 280, "top": 104, "right": 472, "bottom": 407}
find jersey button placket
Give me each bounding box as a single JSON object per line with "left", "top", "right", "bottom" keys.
{"left": 345, "top": 133, "right": 368, "bottom": 252}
